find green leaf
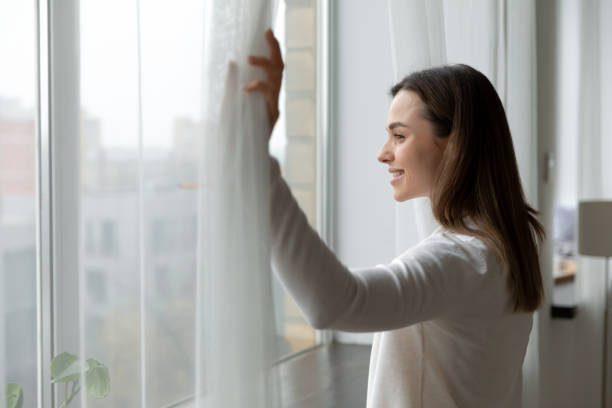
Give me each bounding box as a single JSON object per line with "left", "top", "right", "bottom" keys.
{"left": 5, "top": 383, "right": 23, "bottom": 408}
{"left": 51, "top": 352, "right": 89, "bottom": 383}
{"left": 85, "top": 358, "right": 110, "bottom": 399}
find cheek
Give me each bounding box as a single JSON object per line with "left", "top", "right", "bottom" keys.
{"left": 397, "top": 144, "right": 428, "bottom": 177}
{"left": 396, "top": 143, "right": 437, "bottom": 197}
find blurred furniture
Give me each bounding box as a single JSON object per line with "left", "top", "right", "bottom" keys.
{"left": 551, "top": 205, "right": 578, "bottom": 318}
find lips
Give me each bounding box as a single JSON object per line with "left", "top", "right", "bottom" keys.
{"left": 390, "top": 171, "right": 404, "bottom": 185}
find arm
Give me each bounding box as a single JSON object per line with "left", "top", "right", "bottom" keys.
{"left": 269, "top": 155, "right": 497, "bottom": 332}
{"left": 244, "top": 30, "right": 499, "bottom": 331}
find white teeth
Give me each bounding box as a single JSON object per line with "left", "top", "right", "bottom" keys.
{"left": 392, "top": 171, "right": 404, "bottom": 177}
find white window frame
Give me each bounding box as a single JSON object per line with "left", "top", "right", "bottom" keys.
{"left": 37, "top": 1, "right": 82, "bottom": 407}
{"left": 315, "top": 0, "right": 334, "bottom": 346}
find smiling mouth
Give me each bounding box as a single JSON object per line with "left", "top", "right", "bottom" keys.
{"left": 390, "top": 171, "right": 404, "bottom": 185}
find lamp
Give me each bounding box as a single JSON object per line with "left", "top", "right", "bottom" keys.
{"left": 578, "top": 200, "right": 612, "bottom": 408}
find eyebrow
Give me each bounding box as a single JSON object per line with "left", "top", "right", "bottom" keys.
{"left": 386, "top": 122, "right": 410, "bottom": 131}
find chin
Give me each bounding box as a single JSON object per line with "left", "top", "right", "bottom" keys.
{"left": 393, "top": 189, "right": 424, "bottom": 202}
{"left": 393, "top": 191, "right": 412, "bottom": 202}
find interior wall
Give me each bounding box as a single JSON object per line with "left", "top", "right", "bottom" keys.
{"left": 536, "top": 0, "right": 605, "bottom": 406}
{"left": 331, "top": 0, "right": 396, "bottom": 345}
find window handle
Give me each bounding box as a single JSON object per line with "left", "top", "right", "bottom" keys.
{"left": 543, "top": 152, "right": 555, "bottom": 184}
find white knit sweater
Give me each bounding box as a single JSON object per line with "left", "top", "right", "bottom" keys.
{"left": 269, "top": 156, "right": 533, "bottom": 407}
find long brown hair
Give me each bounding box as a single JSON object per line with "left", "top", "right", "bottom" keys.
{"left": 390, "top": 64, "right": 545, "bottom": 313}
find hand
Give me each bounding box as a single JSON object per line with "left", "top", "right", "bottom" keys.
{"left": 243, "top": 28, "right": 284, "bottom": 138}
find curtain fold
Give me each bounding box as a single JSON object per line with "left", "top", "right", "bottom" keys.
{"left": 196, "top": 0, "right": 281, "bottom": 406}
{"left": 387, "top": 1, "right": 541, "bottom": 406}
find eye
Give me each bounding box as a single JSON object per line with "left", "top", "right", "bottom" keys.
{"left": 394, "top": 134, "right": 405, "bottom": 140}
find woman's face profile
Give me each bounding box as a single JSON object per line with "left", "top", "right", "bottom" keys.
{"left": 377, "top": 90, "right": 448, "bottom": 202}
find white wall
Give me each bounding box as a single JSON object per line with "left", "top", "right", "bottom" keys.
{"left": 331, "top": 0, "right": 396, "bottom": 344}
{"left": 536, "top": 0, "right": 608, "bottom": 406}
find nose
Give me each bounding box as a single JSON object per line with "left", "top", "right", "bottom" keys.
{"left": 377, "top": 140, "right": 393, "bottom": 164}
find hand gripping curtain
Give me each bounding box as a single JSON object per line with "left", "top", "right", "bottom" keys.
{"left": 196, "top": 0, "right": 281, "bottom": 407}
{"left": 386, "top": 1, "right": 540, "bottom": 406}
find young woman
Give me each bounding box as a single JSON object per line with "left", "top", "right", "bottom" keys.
{"left": 244, "top": 29, "right": 545, "bottom": 408}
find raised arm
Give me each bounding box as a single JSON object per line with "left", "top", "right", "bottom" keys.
{"left": 268, "top": 155, "right": 504, "bottom": 332}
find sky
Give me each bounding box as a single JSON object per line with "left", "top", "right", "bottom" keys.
{"left": 1, "top": 0, "right": 286, "bottom": 153}
{"left": 0, "top": 1, "right": 37, "bottom": 109}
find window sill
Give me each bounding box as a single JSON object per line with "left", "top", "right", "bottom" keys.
{"left": 165, "top": 343, "right": 371, "bottom": 408}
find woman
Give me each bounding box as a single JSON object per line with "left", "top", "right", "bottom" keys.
{"left": 244, "top": 29, "right": 545, "bottom": 408}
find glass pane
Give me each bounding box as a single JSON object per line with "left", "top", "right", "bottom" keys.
{"left": 269, "top": 0, "right": 318, "bottom": 358}
{"left": 0, "top": 1, "right": 39, "bottom": 406}
{"left": 79, "top": 0, "right": 202, "bottom": 406}
{"left": 80, "top": 1, "right": 142, "bottom": 406}
{"left": 139, "top": 2, "right": 202, "bottom": 405}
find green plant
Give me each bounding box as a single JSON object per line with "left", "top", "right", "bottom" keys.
{"left": 3, "top": 352, "right": 109, "bottom": 408}
{"left": 4, "top": 383, "right": 23, "bottom": 408}
{"left": 50, "top": 352, "right": 110, "bottom": 408}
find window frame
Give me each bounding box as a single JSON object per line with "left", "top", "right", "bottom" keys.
{"left": 36, "top": 0, "right": 54, "bottom": 406}
{"left": 314, "top": 0, "right": 334, "bottom": 347}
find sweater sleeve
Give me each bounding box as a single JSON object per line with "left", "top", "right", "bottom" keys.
{"left": 269, "top": 155, "right": 495, "bottom": 332}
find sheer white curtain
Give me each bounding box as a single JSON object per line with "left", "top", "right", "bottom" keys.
{"left": 196, "top": 0, "right": 281, "bottom": 406}
{"left": 386, "top": 1, "right": 541, "bottom": 406}
{"left": 74, "top": 0, "right": 282, "bottom": 407}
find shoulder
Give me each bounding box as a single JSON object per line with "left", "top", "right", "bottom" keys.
{"left": 397, "top": 229, "right": 504, "bottom": 280}
{"left": 393, "top": 229, "right": 511, "bottom": 317}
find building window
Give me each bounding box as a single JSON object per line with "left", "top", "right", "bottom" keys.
{"left": 86, "top": 267, "right": 108, "bottom": 304}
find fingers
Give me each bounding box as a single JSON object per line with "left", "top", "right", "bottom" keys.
{"left": 247, "top": 55, "right": 282, "bottom": 84}
{"left": 241, "top": 28, "right": 284, "bottom": 132}
{"left": 243, "top": 80, "right": 278, "bottom": 100}
{"left": 245, "top": 28, "right": 284, "bottom": 76}
{"left": 265, "top": 28, "right": 284, "bottom": 68}
{"left": 227, "top": 60, "right": 238, "bottom": 77}
{"left": 243, "top": 80, "right": 279, "bottom": 129}
{"left": 247, "top": 56, "right": 271, "bottom": 69}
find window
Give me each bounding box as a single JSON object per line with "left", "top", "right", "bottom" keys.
{"left": 1, "top": 0, "right": 329, "bottom": 406}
